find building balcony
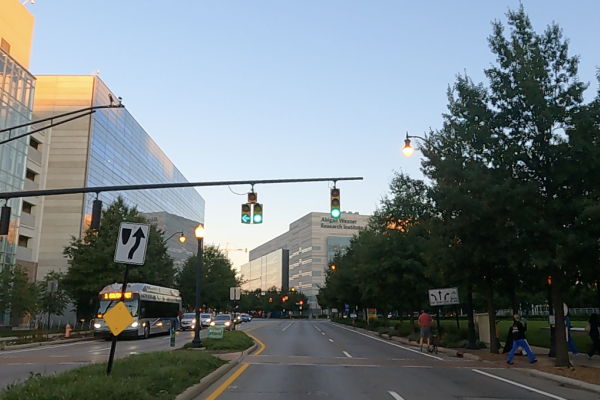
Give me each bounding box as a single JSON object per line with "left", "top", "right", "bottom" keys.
{"left": 27, "top": 147, "right": 43, "bottom": 165}
{"left": 20, "top": 212, "right": 35, "bottom": 228}
{"left": 23, "top": 179, "right": 39, "bottom": 191}
{"left": 16, "top": 246, "right": 33, "bottom": 262}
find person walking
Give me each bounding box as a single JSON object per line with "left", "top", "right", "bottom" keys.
{"left": 565, "top": 312, "right": 578, "bottom": 355}
{"left": 418, "top": 310, "right": 434, "bottom": 352}
{"left": 506, "top": 314, "right": 538, "bottom": 364}
{"left": 586, "top": 313, "right": 600, "bottom": 359}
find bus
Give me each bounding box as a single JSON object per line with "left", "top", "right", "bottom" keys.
{"left": 93, "top": 283, "right": 182, "bottom": 339}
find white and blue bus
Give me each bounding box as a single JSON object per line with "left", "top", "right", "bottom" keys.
{"left": 93, "top": 283, "right": 182, "bottom": 339}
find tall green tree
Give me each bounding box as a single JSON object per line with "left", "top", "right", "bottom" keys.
{"left": 63, "top": 197, "right": 176, "bottom": 319}
{"left": 174, "top": 245, "right": 239, "bottom": 312}
{"left": 36, "top": 271, "right": 71, "bottom": 319}
{"left": 0, "top": 264, "right": 37, "bottom": 324}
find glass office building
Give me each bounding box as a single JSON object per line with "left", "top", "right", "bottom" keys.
{"left": 240, "top": 249, "right": 289, "bottom": 292}
{"left": 82, "top": 79, "right": 204, "bottom": 224}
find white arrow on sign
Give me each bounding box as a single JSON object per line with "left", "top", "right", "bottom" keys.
{"left": 428, "top": 287, "right": 460, "bottom": 306}
{"left": 114, "top": 222, "right": 150, "bottom": 265}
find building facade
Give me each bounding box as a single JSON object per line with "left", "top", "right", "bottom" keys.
{"left": 31, "top": 75, "right": 205, "bottom": 280}
{"left": 240, "top": 249, "right": 289, "bottom": 293}
{"left": 0, "top": 0, "right": 35, "bottom": 324}
{"left": 249, "top": 212, "right": 370, "bottom": 310}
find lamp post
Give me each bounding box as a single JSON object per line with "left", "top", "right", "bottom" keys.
{"left": 191, "top": 224, "right": 205, "bottom": 348}
{"left": 165, "top": 231, "right": 186, "bottom": 243}
{"left": 402, "top": 131, "right": 428, "bottom": 157}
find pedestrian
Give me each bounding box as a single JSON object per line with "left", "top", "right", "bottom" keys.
{"left": 565, "top": 312, "right": 578, "bottom": 355}
{"left": 418, "top": 310, "right": 434, "bottom": 352}
{"left": 586, "top": 313, "right": 600, "bottom": 359}
{"left": 506, "top": 314, "right": 538, "bottom": 365}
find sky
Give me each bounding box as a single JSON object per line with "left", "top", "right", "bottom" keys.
{"left": 25, "top": 0, "right": 600, "bottom": 270}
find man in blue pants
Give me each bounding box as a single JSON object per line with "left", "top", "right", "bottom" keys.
{"left": 507, "top": 314, "right": 538, "bottom": 365}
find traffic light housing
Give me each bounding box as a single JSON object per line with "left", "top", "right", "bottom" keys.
{"left": 248, "top": 192, "right": 257, "bottom": 204}
{"left": 253, "top": 203, "right": 263, "bottom": 224}
{"left": 330, "top": 188, "right": 340, "bottom": 219}
{"left": 241, "top": 204, "right": 251, "bottom": 224}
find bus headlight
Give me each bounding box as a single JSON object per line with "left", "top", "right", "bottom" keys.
{"left": 94, "top": 323, "right": 101, "bottom": 329}
{"left": 131, "top": 322, "right": 139, "bottom": 328}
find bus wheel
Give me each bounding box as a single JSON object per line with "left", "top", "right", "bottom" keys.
{"left": 143, "top": 326, "right": 150, "bottom": 339}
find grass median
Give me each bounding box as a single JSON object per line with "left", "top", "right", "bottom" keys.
{"left": 183, "top": 330, "right": 254, "bottom": 351}
{"left": 0, "top": 350, "right": 225, "bottom": 400}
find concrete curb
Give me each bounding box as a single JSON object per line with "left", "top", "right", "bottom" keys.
{"left": 0, "top": 336, "right": 98, "bottom": 351}
{"left": 174, "top": 341, "right": 259, "bottom": 400}
{"left": 519, "top": 368, "right": 600, "bottom": 395}
{"left": 461, "top": 352, "right": 483, "bottom": 361}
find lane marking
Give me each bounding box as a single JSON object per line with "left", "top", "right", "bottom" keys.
{"left": 330, "top": 323, "right": 443, "bottom": 361}
{"left": 246, "top": 333, "right": 266, "bottom": 356}
{"left": 205, "top": 363, "right": 249, "bottom": 400}
{"left": 343, "top": 351, "right": 352, "bottom": 358}
{"left": 88, "top": 347, "right": 111, "bottom": 353}
{"left": 282, "top": 321, "right": 294, "bottom": 332}
{"left": 50, "top": 355, "right": 69, "bottom": 358}
{"left": 312, "top": 324, "right": 322, "bottom": 332}
{"left": 245, "top": 322, "right": 276, "bottom": 333}
{"left": 59, "top": 362, "right": 90, "bottom": 365}
{"left": 472, "top": 369, "right": 567, "bottom": 400}
{"left": 388, "top": 391, "right": 405, "bottom": 400}
{"left": 245, "top": 362, "right": 379, "bottom": 367}
{"left": 321, "top": 332, "right": 325, "bottom": 336}
{"left": 0, "top": 340, "right": 98, "bottom": 355}
{"left": 329, "top": 339, "right": 334, "bottom": 343}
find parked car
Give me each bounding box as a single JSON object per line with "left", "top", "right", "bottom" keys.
{"left": 180, "top": 313, "right": 196, "bottom": 331}
{"left": 210, "top": 314, "right": 233, "bottom": 331}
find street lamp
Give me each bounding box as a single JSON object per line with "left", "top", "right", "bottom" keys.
{"left": 191, "top": 223, "right": 205, "bottom": 348}
{"left": 402, "top": 131, "right": 428, "bottom": 157}
{"left": 165, "top": 231, "right": 186, "bottom": 243}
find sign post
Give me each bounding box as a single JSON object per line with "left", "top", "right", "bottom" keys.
{"left": 230, "top": 287, "right": 241, "bottom": 331}
{"left": 106, "top": 222, "right": 150, "bottom": 376}
{"left": 46, "top": 280, "right": 58, "bottom": 332}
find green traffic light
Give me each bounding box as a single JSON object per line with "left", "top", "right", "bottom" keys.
{"left": 253, "top": 214, "right": 263, "bottom": 223}
{"left": 331, "top": 208, "right": 341, "bottom": 218}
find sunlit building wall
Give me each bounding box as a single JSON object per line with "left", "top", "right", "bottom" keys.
{"left": 32, "top": 75, "right": 205, "bottom": 281}
{"left": 240, "top": 249, "right": 289, "bottom": 293}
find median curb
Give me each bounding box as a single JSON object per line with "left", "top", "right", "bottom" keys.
{"left": 0, "top": 336, "right": 98, "bottom": 351}
{"left": 518, "top": 368, "right": 600, "bottom": 395}
{"left": 175, "top": 341, "right": 259, "bottom": 400}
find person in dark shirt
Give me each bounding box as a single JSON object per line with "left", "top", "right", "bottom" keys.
{"left": 587, "top": 313, "right": 600, "bottom": 359}
{"left": 506, "top": 314, "right": 538, "bottom": 364}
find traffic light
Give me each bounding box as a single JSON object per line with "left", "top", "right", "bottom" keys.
{"left": 290, "top": 287, "right": 296, "bottom": 292}
{"left": 241, "top": 204, "right": 251, "bottom": 224}
{"left": 248, "top": 192, "right": 258, "bottom": 204}
{"left": 0, "top": 206, "right": 10, "bottom": 236}
{"left": 282, "top": 297, "right": 286, "bottom": 303}
{"left": 330, "top": 264, "right": 336, "bottom": 271}
{"left": 269, "top": 297, "right": 273, "bottom": 303}
{"left": 330, "top": 188, "right": 341, "bottom": 219}
{"left": 299, "top": 300, "right": 303, "bottom": 306}
{"left": 253, "top": 203, "right": 263, "bottom": 224}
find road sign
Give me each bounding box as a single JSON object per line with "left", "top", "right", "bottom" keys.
{"left": 428, "top": 287, "right": 460, "bottom": 306}
{"left": 103, "top": 301, "right": 133, "bottom": 336}
{"left": 208, "top": 326, "right": 224, "bottom": 339}
{"left": 114, "top": 222, "right": 150, "bottom": 265}
{"left": 47, "top": 280, "right": 58, "bottom": 293}
{"left": 230, "top": 287, "right": 241, "bottom": 301}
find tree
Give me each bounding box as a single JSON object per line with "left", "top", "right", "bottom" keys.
{"left": 174, "top": 245, "right": 239, "bottom": 312}
{"left": 63, "top": 197, "right": 176, "bottom": 319}
{"left": 36, "top": 271, "right": 71, "bottom": 326}
{"left": 0, "top": 264, "right": 37, "bottom": 324}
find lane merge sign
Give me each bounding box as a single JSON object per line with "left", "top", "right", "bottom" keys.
{"left": 114, "top": 222, "right": 150, "bottom": 265}
{"left": 428, "top": 287, "right": 460, "bottom": 306}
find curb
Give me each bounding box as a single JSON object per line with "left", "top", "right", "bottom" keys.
{"left": 0, "top": 336, "right": 98, "bottom": 351}
{"left": 174, "top": 341, "right": 259, "bottom": 400}
{"left": 461, "top": 352, "right": 483, "bottom": 361}
{"left": 519, "top": 368, "right": 600, "bottom": 395}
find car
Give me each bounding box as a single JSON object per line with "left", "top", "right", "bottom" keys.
{"left": 232, "top": 312, "right": 243, "bottom": 324}
{"left": 180, "top": 313, "right": 196, "bottom": 331}
{"left": 200, "top": 313, "right": 212, "bottom": 327}
{"left": 210, "top": 314, "right": 233, "bottom": 331}
{"left": 241, "top": 313, "right": 251, "bottom": 322}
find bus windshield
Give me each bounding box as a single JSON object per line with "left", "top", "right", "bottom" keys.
{"left": 98, "top": 299, "right": 139, "bottom": 317}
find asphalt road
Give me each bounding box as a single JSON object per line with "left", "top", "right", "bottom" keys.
{"left": 198, "top": 320, "right": 597, "bottom": 400}
{"left": 0, "top": 322, "right": 260, "bottom": 389}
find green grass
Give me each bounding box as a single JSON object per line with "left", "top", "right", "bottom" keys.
{"left": 0, "top": 350, "right": 225, "bottom": 400}
{"left": 182, "top": 330, "right": 254, "bottom": 351}
{"left": 0, "top": 327, "right": 88, "bottom": 338}
{"left": 498, "top": 320, "right": 590, "bottom": 351}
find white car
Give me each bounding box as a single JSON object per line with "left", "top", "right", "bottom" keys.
{"left": 180, "top": 313, "right": 196, "bottom": 331}
{"left": 200, "top": 313, "right": 212, "bottom": 327}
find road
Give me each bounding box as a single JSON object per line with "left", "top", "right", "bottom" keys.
{"left": 0, "top": 322, "right": 260, "bottom": 389}
{"left": 198, "top": 320, "right": 597, "bottom": 400}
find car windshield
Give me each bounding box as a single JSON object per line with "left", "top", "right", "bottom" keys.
{"left": 215, "top": 315, "right": 230, "bottom": 320}
{"left": 182, "top": 313, "right": 195, "bottom": 319}
{"left": 201, "top": 314, "right": 211, "bottom": 319}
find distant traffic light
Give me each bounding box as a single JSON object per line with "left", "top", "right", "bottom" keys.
{"left": 330, "top": 188, "right": 341, "bottom": 219}
{"left": 241, "top": 204, "right": 251, "bottom": 224}
{"left": 299, "top": 300, "right": 303, "bottom": 306}
{"left": 253, "top": 203, "right": 263, "bottom": 224}
{"left": 330, "top": 265, "right": 336, "bottom": 271}
{"left": 290, "top": 287, "right": 296, "bottom": 292}
{"left": 0, "top": 206, "right": 10, "bottom": 236}
{"left": 282, "top": 297, "right": 286, "bottom": 302}
{"left": 269, "top": 297, "right": 273, "bottom": 303}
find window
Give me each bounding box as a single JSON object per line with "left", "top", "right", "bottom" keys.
{"left": 29, "top": 138, "right": 40, "bottom": 150}
{"left": 18, "top": 235, "right": 29, "bottom": 248}
{"left": 0, "top": 38, "right": 10, "bottom": 54}
{"left": 140, "top": 300, "right": 179, "bottom": 319}
{"left": 22, "top": 202, "right": 33, "bottom": 214}
{"left": 25, "top": 169, "right": 36, "bottom": 181}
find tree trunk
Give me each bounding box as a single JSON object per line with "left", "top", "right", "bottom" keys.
{"left": 596, "top": 279, "right": 600, "bottom": 310}
{"left": 510, "top": 286, "right": 519, "bottom": 316}
{"left": 466, "top": 283, "right": 478, "bottom": 350}
{"left": 552, "top": 269, "right": 570, "bottom": 367}
{"left": 409, "top": 302, "right": 415, "bottom": 333}
{"left": 486, "top": 275, "right": 499, "bottom": 354}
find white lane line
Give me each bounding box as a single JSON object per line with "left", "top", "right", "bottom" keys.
{"left": 329, "top": 339, "right": 334, "bottom": 343}
{"left": 321, "top": 332, "right": 325, "bottom": 336}
{"left": 343, "top": 351, "right": 352, "bottom": 358}
{"left": 50, "top": 355, "right": 69, "bottom": 358}
{"left": 312, "top": 324, "right": 322, "bottom": 332}
{"left": 282, "top": 321, "right": 295, "bottom": 332}
{"left": 0, "top": 340, "right": 98, "bottom": 355}
{"left": 88, "top": 347, "right": 111, "bottom": 353}
{"left": 59, "top": 362, "right": 91, "bottom": 365}
{"left": 472, "top": 369, "right": 566, "bottom": 400}
{"left": 388, "top": 391, "right": 405, "bottom": 400}
{"left": 331, "top": 323, "right": 443, "bottom": 361}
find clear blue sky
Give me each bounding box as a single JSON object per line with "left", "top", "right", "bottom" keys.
{"left": 26, "top": 0, "right": 600, "bottom": 270}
